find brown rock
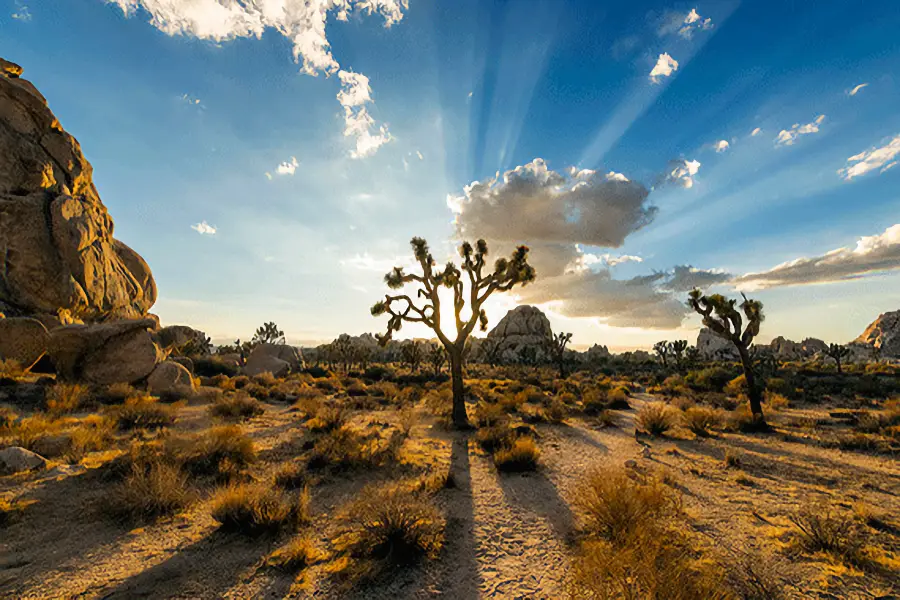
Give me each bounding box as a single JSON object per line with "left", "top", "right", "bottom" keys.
{"left": 0, "top": 58, "right": 23, "bottom": 78}
{"left": 243, "top": 353, "right": 290, "bottom": 378}
{"left": 854, "top": 310, "right": 900, "bottom": 358}
{"left": 147, "top": 361, "right": 196, "bottom": 396}
{"left": 0, "top": 317, "right": 49, "bottom": 370}
{"left": 0, "top": 446, "right": 47, "bottom": 474}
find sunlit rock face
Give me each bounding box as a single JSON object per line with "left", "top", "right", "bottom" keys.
{"left": 855, "top": 310, "right": 900, "bottom": 358}
{"left": 696, "top": 327, "right": 738, "bottom": 360}
{"left": 0, "top": 57, "right": 156, "bottom": 325}
{"left": 487, "top": 305, "right": 554, "bottom": 363}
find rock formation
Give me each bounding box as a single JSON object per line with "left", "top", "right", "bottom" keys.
{"left": 768, "top": 336, "right": 828, "bottom": 361}
{"left": 243, "top": 343, "right": 304, "bottom": 377}
{"left": 486, "top": 305, "right": 553, "bottom": 363}
{"left": 696, "top": 327, "right": 738, "bottom": 360}
{"left": 854, "top": 310, "right": 900, "bottom": 358}
{"left": 0, "top": 57, "right": 156, "bottom": 324}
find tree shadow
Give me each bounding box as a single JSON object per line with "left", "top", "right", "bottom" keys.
{"left": 556, "top": 421, "right": 610, "bottom": 453}
{"left": 496, "top": 464, "right": 577, "bottom": 545}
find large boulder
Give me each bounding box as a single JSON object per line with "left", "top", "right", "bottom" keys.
{"left": 0, "top": 446, "right": 48, "bottom": 474}
{"left": 147, "top": 361, "right": 196, "bottom": 396}
{"left": 155, "top": 325, "right": 211, "bottom": 355}
{"left": 487, "top": 305, "right": 553, "bottom": 363}
{"left": 48, "top": 318, "right": 162, "bottom": 385}
{"left": 0, "top": 58, "right": 156, "bottom": 323}
{"left": 0, "top": 317, "right": 49, "bottom": 370}
{"left": 243, "top": 354, "right": 290, "bottom": 378}
{"left": 247, "top": 343, "right": 304, "bottom": 371}
{"left": 696, "top": 328, "right": 738, "bottom": 360}
{"left": 854, "top": 310, "right": 900, "bottom": 358}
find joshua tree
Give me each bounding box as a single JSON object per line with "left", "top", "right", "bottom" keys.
{"left": 478, "top": 336, "right": 505, "bottom": 367}
{"left": 668, "top": 340, "right": 688, "bottom": 369}
{"left": 372, "top": 237, "right": 535, "bottom": 428}
{"left": 825, "top": 343, "right": 851, "bottom": 374}
{"left": 252, "top": 321, "right": 285, "bottom": 345}
{"left": 653, "top": 340, "right": 671, "bottom": 368}
{"left": 400, "top": 340, "right": 425, "bottom": 372}
{"left": 545, "top": 332, "right": 573, "bottom": 378}
{"left": 428, "top": 344, "right": 447, "bottom": 377}
{"left": 688, "top": 290, "right": 767, "bottom": 428}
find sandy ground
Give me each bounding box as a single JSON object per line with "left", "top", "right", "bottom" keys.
{"left": 1, "top": 394, "right": 898, "bottom": 599}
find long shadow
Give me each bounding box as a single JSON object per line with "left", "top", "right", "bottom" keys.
{"left": 556, "top": 421, "right": 610, "bottom": 453}
{"left": 95, "top": 529, "right": 275, "bottom": 599}
{"left": 496, "top": 463, "right": 577, "bottom": 546}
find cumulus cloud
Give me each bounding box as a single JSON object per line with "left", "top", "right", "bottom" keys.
{"left": 733, "top": 224, "right": 900, "bottom": 289}
{"left": 660, "top": 158, "right": 701, "bottom": 188}
{"left": 751, "top": 127, "right": 762, "bottom": 136}
{"left": 107, "top": 0, "right": 404, "bottom": 158}
{"left": 274, "top": 156, "right": 299, "bottom": 176}
{"left": 191, "top": 221, "right": 217, "bottom": 235}
{"left": 848, "top": 83, "right": 869, "bottom": 96}
{"left": 566, "top": 251, "right": 642, "bottom": 273}
{"left": 838, "top": 134, "right": 900, "bottom": 180}
{"left": 11, "top": 1, "right": 31, "bottom": 21}
{"left": 649, "top": 53, "right": 679, "bottom": 83}
{"left": 658, "top": 8, "right": 713, "bottom": 39}
{"left": 714, "top": 139, "right": 730, "bottom": 153}
{"left": 664, "top": 265, "right": 731, "bottom": 292}
{"left": 450, "top": 158, "right": 656, "bottom": 249}
{"left": 775, "top": 115, "right": 825, "bottom": 146}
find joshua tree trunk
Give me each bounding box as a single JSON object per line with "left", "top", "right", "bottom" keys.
{"left": 737, "top": 346, "right": 765, "bottom": 424}
{"left": 449, "top": 346, "right": 468, "bottom": 428}
{"left": 835, "top": 357, "right": 843, "bottom": 374}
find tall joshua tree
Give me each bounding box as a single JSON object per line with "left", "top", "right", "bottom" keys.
{"left": 252, "top": 321, "right": 285, "bottom": 345}
{"left": 668, "top": 340, "right": 688, "bottom": 369}
{"left": 825, "top": 343, "right": 851, "bottom": 374}
{"left": 653, "top": 341, "right": 670, "bottom": 368}
{"left": 401, "top": 340, "right": 425, "bottom": 372}
{"left": 545, "top": 332, "right": 573, "bottom": 378}
{"left": 688, "top": 290, "right": 767, "bottom": 428}
{"left": 372, "top": 237, "right": 535, "bottom": 428}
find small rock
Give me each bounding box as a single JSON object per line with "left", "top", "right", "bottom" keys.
{"left": 641, "top": 446, "right": 652, "bottom": 459}
{"left": 0, "top": 446, "right": 48, "bottom": 474}
{"left": 624, "top": 459, "right": 637, "bottom": 469}
{"left": 0, "top": 58, "right": 23, "bottom": 78}
{"left": 147, "top": 360, "right": 195, "bottom": 396}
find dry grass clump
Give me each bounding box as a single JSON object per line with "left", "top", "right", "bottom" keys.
{"left": 275, "top": 462, "right": 309, "bottom": 490}
{"left": 474, "top": 401, "right": 507, "bottom": 427}
{"left": 0, "top": 406, "right": 16, "bottom": 432}
{"left": 682, "top": 407, "right": 721, "bottom": 437}
{"left": 0, "top": 359, "right": 25, "bottom": 378}
{"left": 788, "top": 504, "right": 868, "bottom": 566}
{"left": 172, "top": 426, "right": 257, "bottom": 480}
{"left": 595, "top": 409, "right": 618, "bottom": 428}
{"left": 112, "top": 396, "right": 176, "bottom": 430}
{"left": 107, "top": 460, "right": 195, "bottom": 522}
{"left": 209, "top": 392, "right": 264, "bottom": 421}
{"left": 94, "top": 382, "right": 139, "bottom": 405}
{"left": 252, "top": 371, "right": 278, "bottom": 386}
{"left": 45, "top": 383, "right": 89, "bottom": 415}
{"left": 724, "top": 449, "right": 742, "bottom": 468}
{"left": 211, "top": 483, "right": 309, "bottom": 535}
{"left": 64, "top": 415, "right": 116, "bottom": 462}
{"left": 267, "top": 535, "right": 327, "bottom": 571}
{"left": 307, "top": 405, "right": 348, "bottom": 433}
{"left": 7, "top": 414, "right": 60, "bottom": 451}
{"left": 764, "top": 391, "right": 790, "bottom": 410}
{"left": 333, "top": 483, "right": 444, "bottom": 566}
{"left": 636, "top": 402, "right": 677, "bottom": 436}
{"left": 493, "top": 436, "right": 540, "bottom": 472}
{"left": 307, "top": 426, "right": 402, "bottom": 472}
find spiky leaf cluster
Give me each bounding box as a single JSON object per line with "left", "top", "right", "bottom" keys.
{"left": 687, "top": 290, "right": 764, "bottom": 348}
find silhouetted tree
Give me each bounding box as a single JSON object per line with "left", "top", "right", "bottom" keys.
{"left": 478, "top": 336, "right": 505, "bottom": 367}
{"left": 545, "top": 332, "right": 573, "bottom": 378}
{"left": 372, "top": 237, "right": 535, "bottom": 427}
{"left": 400, "top": 340, "right": 425, "bottom": 372}
{"left": 684, "top": 346, "right": 701, "bottom": 369}
{"left": 428, "top": 344, "right": 447, "bottom": 377}
{"left": 252, "top": 322, "right": 285, "bottom": 345}
{"left": 825, "top": 343, "right": 851, "bottom": 374}
{"left": 668, "top": 340, "right": 688, "bottom": 369}
{"left": 688, "top": 290, "right": 767, "bottom": 428}
{"left": 653, "top": 341, "right": 670, "bottom": 368}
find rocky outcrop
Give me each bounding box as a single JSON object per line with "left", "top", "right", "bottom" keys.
{"left": 768, "top": 336, "right": 828, "bottom": 361}
{"left": 854, "top": 310, "right": 900, "bottom": 358}
{"left": 147, "top": 361, "right": 196, "bottom": 396}
{"left": 0, "top": 57, "right": 156, "bottom": 323}
{"left": 487, "top": 305, "right": 553, "bottom": 363}
{"left": 0, "top": 317, "right": 49, "bottom": 370}
{"left": 155, "top": 325, "right": 211, "bottom": 355}
{"left": 242, "top": 343, "right": 303, "bottom": 377}
{"left": 696, "top": 328, "right": 738, "bottom": 360}
{"left": 48, "top": 318, "right": 162, "bottom": 385}
{"left": 0, "top": 446, "right": 48, "bottom": 474}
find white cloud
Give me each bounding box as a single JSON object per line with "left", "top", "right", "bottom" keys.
{"left": 838, "top": 134, "right": 900, "bottom": 180}
{"left": 274, "top": 156, "right": 299, "bottom": 176}
{"left": 180, "top": 93, "right": 201, "bottom": 105}
{"left": 848, "top": 83, "right": 869, "bottom": 97}
{"left": 567, "top": 251, "right": 642, "bottom": 273}
{"left": 605, "top": 171, "right": 629, "bottom": 182}
{"left": 108, "top": 0, "right": 405, "bottom": 158}
{"left": 677, "top": 8, "right": 713, "bottom": 38}
{"left": 649, "top": 53, "right": 678, "bottom": 83}
{"left": 733, "top": 224, "right": 900, "bottom": 289}
{"left": 416, "top": 150, "right": 424, "bottom": 160}
{"left": 191, "top": 221, "right": 217, "bottom": 235}
{"left": 751, "top": 127, "right": 762, "bottom": 137}
{"left": 340, "top": 252, "right": 415, "bottom": 273}
{"left": 714, "top": 139, "right": 730, "bottom": 153}
{"left": 662, "top": 158, "right": 701, "bottom": 188}
{"left": 775, "top": 115, "right": 825, "bottom": 146}
{"left": 11, "top": 1, "right": 31, "bottom": 21}
{"left": 265, "top": 172, "right": 273, "bottom": 180}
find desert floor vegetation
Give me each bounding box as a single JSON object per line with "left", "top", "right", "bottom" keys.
{"left": 1, "top": 363, "right": 899, "bottom": 598}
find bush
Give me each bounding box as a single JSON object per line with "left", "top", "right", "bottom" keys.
{"left": 274, "top": 463, "right": 309, "bottom": 490}
{"left": 475, "top": 424, "right": 515, "bottom": 452}
{"left": 789, "top": 505, "right": 867, "bottom": 565}
{"left": 211, "top": 483, "right": 309, "bottom": 535}
{"left": 307, "top": 426, "right": 400, "bottom": 472}
{"left": 304, "top": 365, "right": 332, "bottom": 378}
{"left": 107, "top": 460, "right": 195, "bottom": 522}
{"left": 363, "top": 365, "right": 394, "bottom": 381}
{"left": 193, "top": 357, "right": 239, "bottom": 377}
{"left": 724, "top": 374, "right": 747, "bottom": 398}
{"left": 65, "top": 415, "right": 116, "bottom": 462}
{"left": 682, "top": 407, "right": 721, "bottom": 437}
{"left": 334, "top": 484, "right": 444, "bottom": 565}
{"left": 209, "top": 393, "right": 264, "bottom": 421}
{"left": 686, "top": 367, "right": 734, "bottom": 393}
{"left": 45, "top": 383, "right": 89, "bottom": 414}
{"left": 595, "top": 409, "right": 618, "bottom": 428}
{"left": 636, "top": 403, "right": 676, "bottom": 436}
{"left": 306, "top": 406, "right": 348, "bottom": 432}
{"left": 94, "top": 383, "right": 138, "bottom": 405}
{"left": 267, "top": 535, "right": 326, "bottom": 571}
{"left": 113, "top": 397, "right": 176, "bottom": 430}
{"left": 607, "top": 387, "right": 631, "bottom": 409}
{"left": 493, "top": 437, "right": 540, "bottom": 472}
{"left": 475, "top": 402, "right": 507, "bottom": 427}
{"left": 173, "top": 426, "right": 256, "bottom": 480}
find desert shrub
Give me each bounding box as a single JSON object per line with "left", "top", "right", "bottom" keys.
{"left": 112, "top": 397, "right": 176, "bottom": 430}
{"left": 315, "top": 377, "right": 340, "bottom": 393}
{"left": 636, "top": 403, "right": 676, "bottom": 436}
{"left": 475, "top": 402, "right": 507, "bottom": 427}
{"left": 543, "top": 397, "right": 567, "bottom": 423}
{"left": 194, "top": 357, "right": 239, "bottom": 377}
{"left": 493, "top": 437, "right": 540, "bottom": 472}
{"left": 107, "top": 460, "right": 195, "bottom": 522}
{"left": 304, "top": 365, "right": 332, "bottom": 378}
{"left": 0, "top": 406, "right": 15, "bottom": 432}
{"left": 252, "top": 371, "right": 278, "bottom": 387}
{"left": 764, "top": 391, "right": 790, "bottom": 410}
{"left": 582, "top": 388, "right": 608, "bottom": 415}
{"left": 0, "top": 359, "right": 25, "bottom": 378}
{"left": 607, "top": 387, "right": 631, "bottom": 408}
{"left": 686, "top": 367, "right": 734, "bottom": 393}
{"left": 369, "top": 381, "right": 400, "bottom": 403}
{"left": 724, "top": 405, "right": 762, "bottom": 433}
{"left": 9, "top": 415, "right": 61, "bottom": 451}
{"left": 94, "top": 382, "right": 139, "bottom": 405}
{"left": 515, "top": 387, "right": 547, "bottom": 405}
{"left": 789, "top": 505, "right": 867, "bottom": 565}
{"left": 209, "top": 393, "right": 264, "bottom": 421}
{"left": 595, "top": 409, "right": 618, "bottom": 428}
{"left": 397, "top": 406, "right": 416, "bottom": 437}
{"left": 334, "top": 484, "right": 444, "bottom": 565}
{"left": 670, "top": 396, "right": 696, "bottom": 411}
{"left": 724, "top": 450, "right": 742, "bottom": 468}
{"left": 211, "top": 483, "right": 309, "bottom": 535}
{"left": 173, "top": 426, "right": 256, "bottom": 480}
{"left": 65, "top": 415, "right": 116, "bottom": 462}
{"left": 45, "top": 383, "right": 88, "bottom": 415}
{"left": 724, "top": 374, "right": 747, "bottom": 398}
{"left": 682, "top": 407, "right": 721, "bottom": 437}
{"left": 362, "top": 365, "right": 394, "bottom": 381}
{"left": 307, "top": 426, "right": 401, "bottom": 471}
{"left": 475, "top": 424, "right": 516, "bottom": 452}
{"left": 346, "top": 383, "right": 368, "bottom": 397}
{"left": 267, "top": 535, "right": 326, "bottom": 571}
{"left": 307, "top": 405, "right": 348, "bottom": 432}
{"left": 275, "top": 463, "right": 309, "bottom": 490}
{"left": 766, "top": 377, "right": 788, "bottom": 394}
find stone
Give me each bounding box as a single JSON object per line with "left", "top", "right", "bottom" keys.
{"left": 696, "top": 328, "right": 738, "bottom": 360}
{"left": 170, "top": 356, "right": 194, "bottom": 374}
{"left": 0, "top": 317, "right": 49, "bottom": 370}
{"left": 0, "top": 446, "right": 48, "bottom": 474}
{"left": 486, "top": 305, "right": 553, "bottom": 364}
{"left": 624, "top": 459, "right": 638, "bottom": 469}
{"left": 154, "top": 325, "right": 210, "bottom": 355}
{"left": 246, "top": 343, "right": 304, "bottom": 372}
{"left": 243, "top": 353, "right": 290, "bottom": 378}
{"left": 48, "top": 318, "right": 162, "bottom": 385}
{"left": 854, "top": 310, "right": 900, "bottom": 358}
{"left": 147, "top": 361, "right": 196, "bottom": 396}
{"left": 0, "top": 58, "right": 156, "bottom": 322}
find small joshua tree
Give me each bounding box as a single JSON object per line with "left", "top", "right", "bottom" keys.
{"left": 653, "top": 341, "right": 671, "bottom": 368}
{"left": 252, "top": 321, "right": 285, "bottom": 345}
{"left": 428, "top": 344, "right": 447, "bottom": 377}
{"left": 668, "top": 340, "right": 688, "bottom": 369}
{"left": 478, "top": 336, "right": 505, "bottom": 367}
{"left": 825, "top": 343, "right": 851, "bottom": 374}
{"left": 372, "top": 237, "right": 535, "bottom": 428}
{"left": 688, "top": 290, "right": 767, "bottom": 428}
{"left": 545, "top": 332, "right": 573, "bottom": 378}
{"left": 400, "top": 340, "right": 425, "bottom": 372}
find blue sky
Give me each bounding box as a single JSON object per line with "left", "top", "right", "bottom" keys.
{"left": 2, "top": 0, "right": 899, "bottom": 350}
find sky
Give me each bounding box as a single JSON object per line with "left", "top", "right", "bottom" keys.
{"left": 2, "top": 0, "right": 899, "bottom": 351}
